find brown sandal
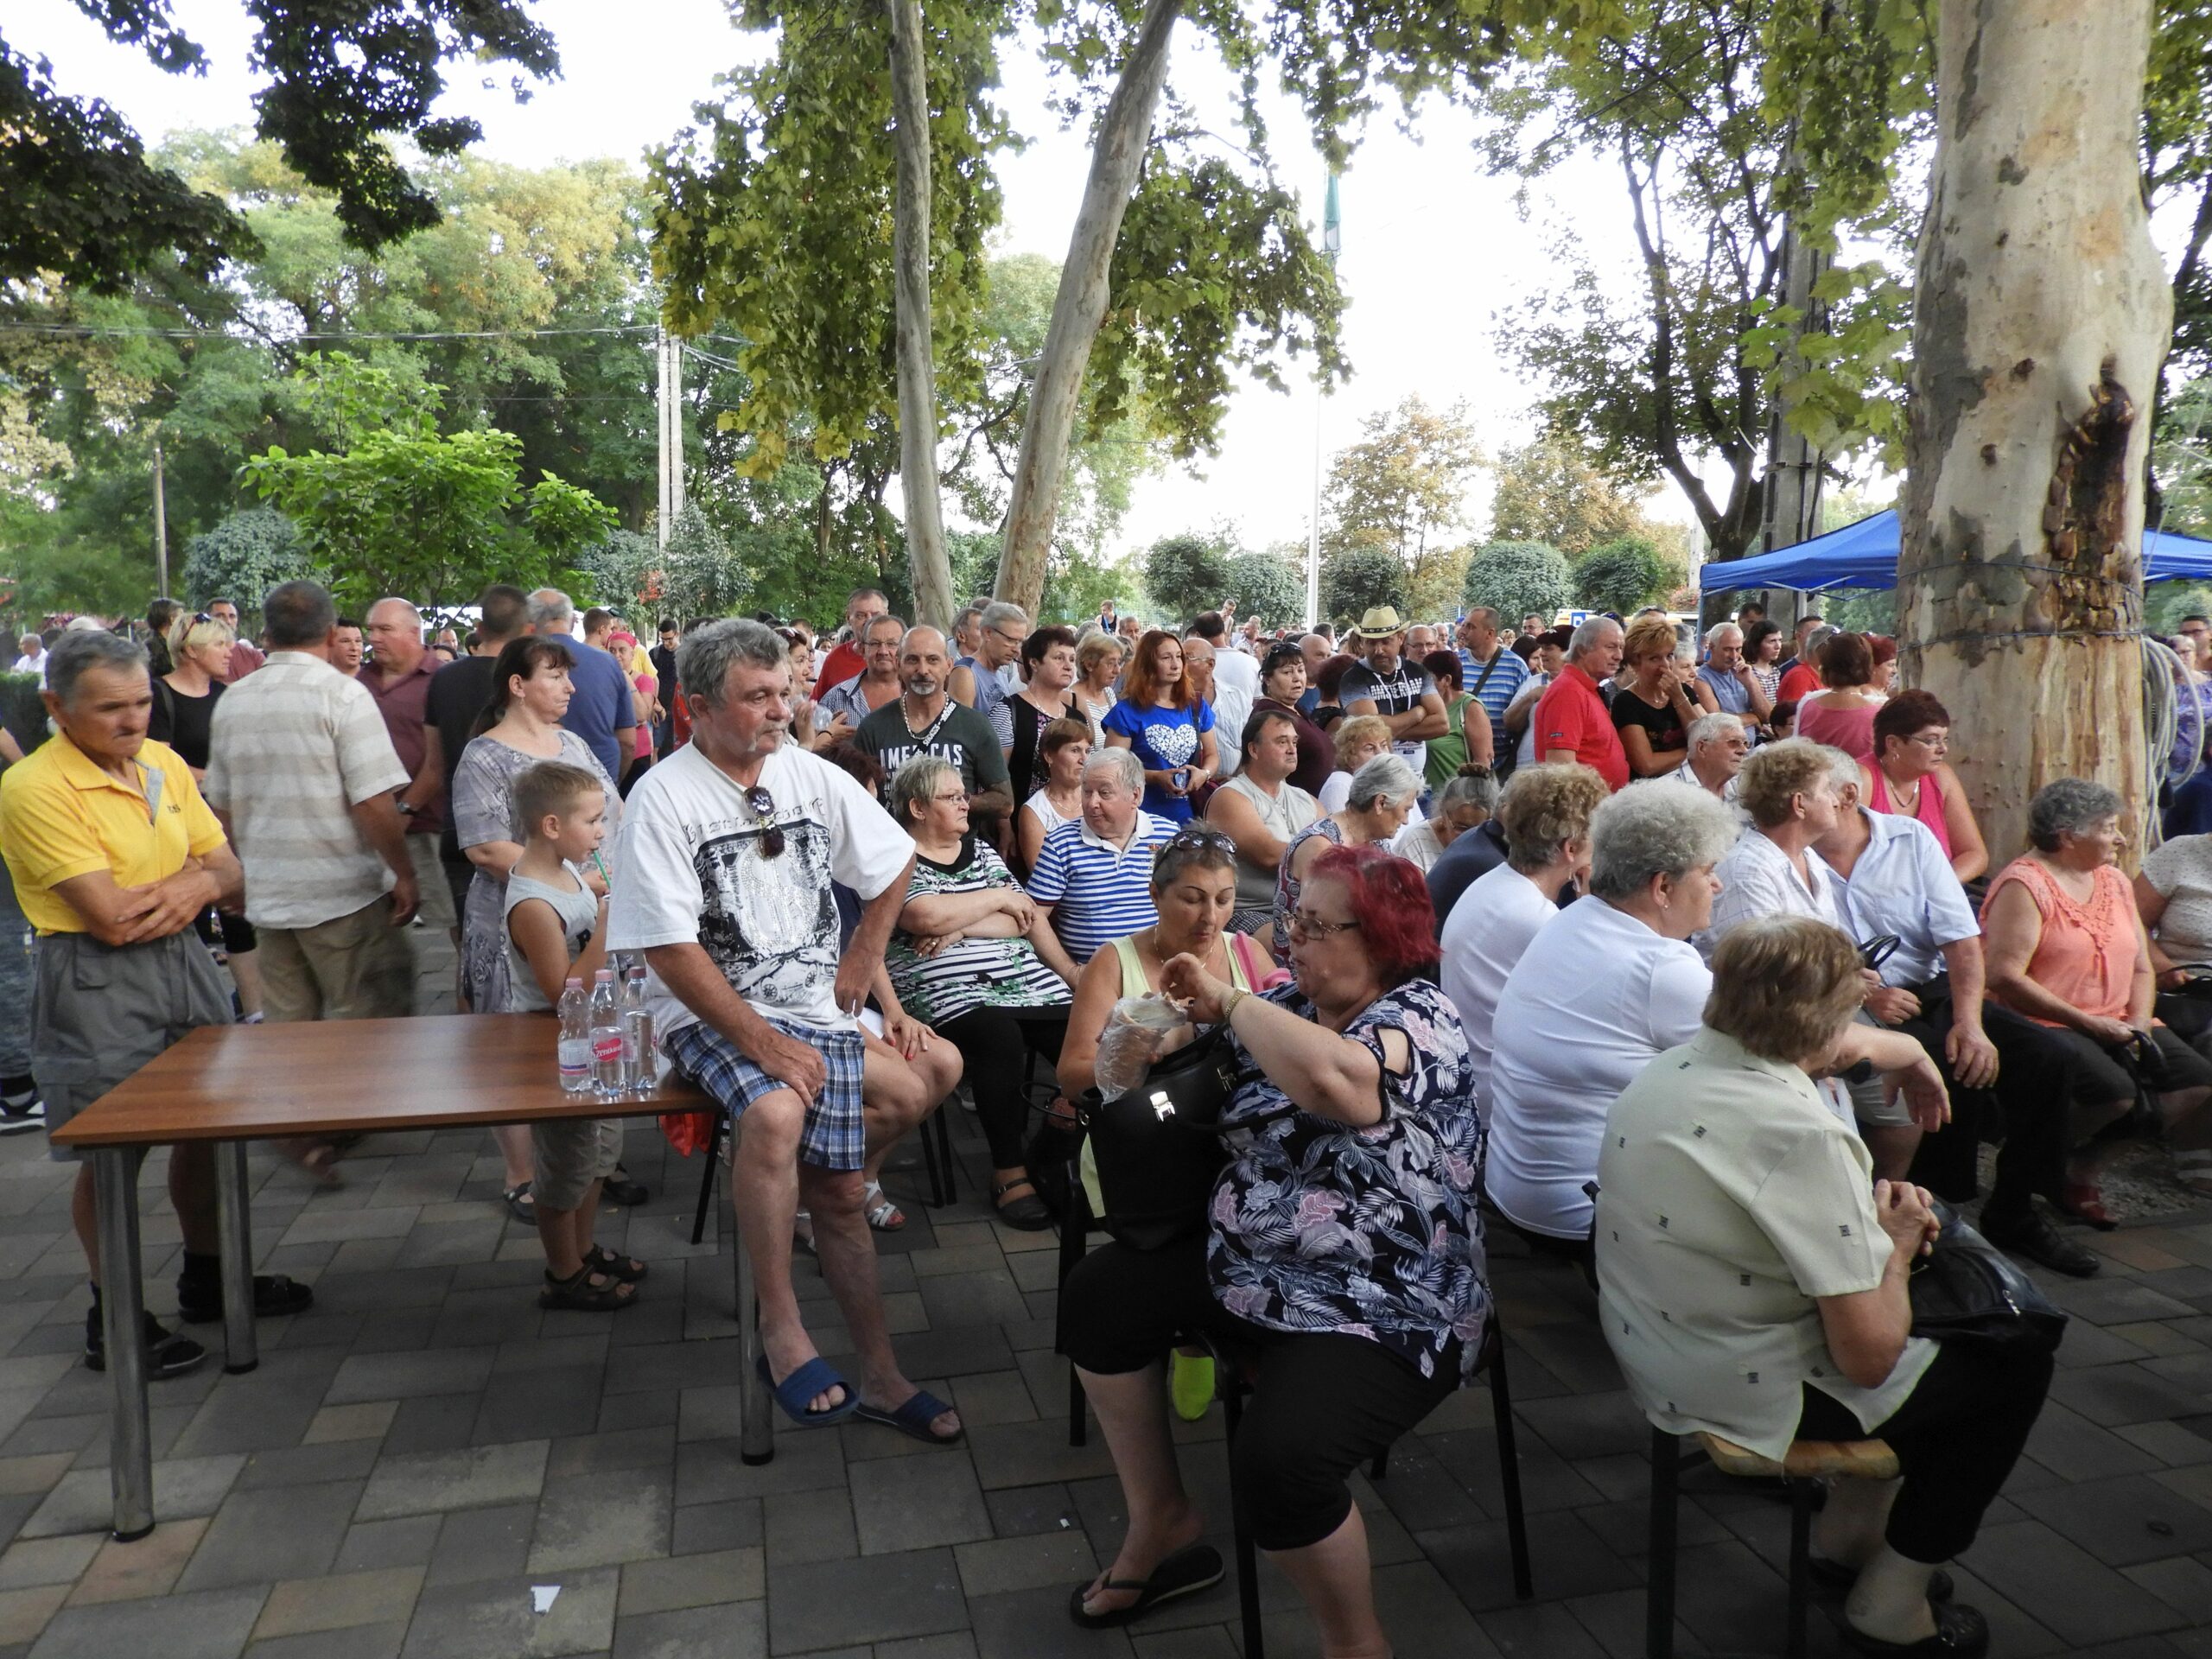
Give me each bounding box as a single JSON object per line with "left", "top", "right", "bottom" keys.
{"left": 539, "top": 1265, "right": 638, "bottom": 1311}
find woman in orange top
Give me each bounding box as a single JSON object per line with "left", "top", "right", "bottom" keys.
{"left": 1983, "top": 779, "right": 2212, "bottom": 1230}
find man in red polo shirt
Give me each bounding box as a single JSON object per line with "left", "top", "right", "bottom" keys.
{"left": 1535, "top": 615, "right": 1630, "bottom": 791}
{"left": 811, "top": 586, "right": 890, "bottom": 697}
{"left": 360, "top": 597, "right": 453, "bottom": 953}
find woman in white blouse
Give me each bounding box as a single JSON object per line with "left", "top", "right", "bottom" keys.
{"left": 1484, "top": 783, "right": 1740, "bottom": 1263}
{"left": 1440, "top": 763, "right": 1606, "bottom": 1096}
{"left": 1599, "top": 918, "right": 2043, "bottom": 1657}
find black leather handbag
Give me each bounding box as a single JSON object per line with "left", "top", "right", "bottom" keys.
{"left": 1907, "top": 1200, "right": 2069, "bottom": 1357}
{"left": 1079, "top": 1027, "right": 1284, "bottom": 1252}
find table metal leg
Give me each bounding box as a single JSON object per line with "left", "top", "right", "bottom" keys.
{"left": 734, "top": 1201, "right": 773, "bottom": 1465}
{"left": 92, "top": 1148, "right": 154, "bottom": 1542}
{"left": 213, "top": 1141, "right": 257, "bottom": 1376}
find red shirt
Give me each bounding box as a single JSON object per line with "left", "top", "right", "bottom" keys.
{"left": 218, "top": 641, "right": 265, "bottom": 683}
{"left": 358, "top": 652, "right": 442, "bottom": 832}
{"left": 1534, "top": 664, "right": 1628, "bottom": 791}
{"left": 813, "top": 640, "right": 864, "bottom": 698}
{"left": 1777, "top": 661, "right": 1821, "bottom": 703}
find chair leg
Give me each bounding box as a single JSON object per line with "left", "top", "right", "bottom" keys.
{"left": 1646, "top": 1425, "right": 1679, "bottom": 1659}
{"left": 1369, "top": 1444, "right": 1389, "bottom": 1482}
{"left": 925, "top": 1106, "right": 955, "bottom": 1206}
{"left": 1224, "top": 1389, "right": 1264, "bottom": 1659}
{"left": 689, "top": 1111, "right": 725, "bottom": 1246}
{"left": 919, "top": 1103, "right": 950, "bottom": 1209}
{"left": 1489, "top": 1333, "right": 1534, "bottom": 1600}
{"left": 1058, "top": 1179, "right": 1090, "bottom": 1447}
{"left": 1786, "top": 1478, "right": 1814, "bottom": 1659}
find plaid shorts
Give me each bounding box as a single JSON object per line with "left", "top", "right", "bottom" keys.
{"left": 664, "top": 1017, "right": 867, "bottom": 1173}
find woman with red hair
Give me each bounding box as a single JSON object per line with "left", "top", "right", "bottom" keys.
{"left": 1058, "top": 843, "right": 1484, "bottom": 1653}
{"left": 1103, "top": 629, "right": 1218, "bottom": 824}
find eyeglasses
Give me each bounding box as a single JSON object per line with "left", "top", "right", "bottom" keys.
{"left": 745, "top": 786, "right": 786, "bottom": 859}
{"left": 991, "top": 628, "right": 1027, "bottom": 647}
{"left": 1287, "top": 909, "right": 1359, "bottom": 939}
{"left": 1166, "top": 826, "right": 1235, "bottom": 851}
{"left": 1908, "top": 732, "right": 1949, "bottom": 750}
{"left": 930, "top": 789, "right": 969, "bottom": 804}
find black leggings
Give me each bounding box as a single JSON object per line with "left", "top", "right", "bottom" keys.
{"left": 937, "top": 1005, "right": 1066, "bottom": 1167}
{"left": 1796, "top": 1339, "right": 2052, "bottom": 1565}
{"left": 1061, "top": 1237, "right": 1459, "bottom": 1552}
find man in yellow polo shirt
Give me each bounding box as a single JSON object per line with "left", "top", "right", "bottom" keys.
{"left": 0, "top": 630, "right": 309, "bottom": 1378}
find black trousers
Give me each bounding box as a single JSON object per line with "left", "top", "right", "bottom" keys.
{"left": 1796, "top": 1339, "right": 2053, "bottom": 1565}
{"left": 1062, "top": 1236, "right": 1459, "bottom": 1551}
{"left": 937, "top": 1005, "right": 1066, "bottom": 1168}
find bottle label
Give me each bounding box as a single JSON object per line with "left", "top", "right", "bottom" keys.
{"left": 557, "top": 1038, "right": 591, "bottom": 1079}
{"left": 591, "top": 1033, "right": 625, "bottom": 1065}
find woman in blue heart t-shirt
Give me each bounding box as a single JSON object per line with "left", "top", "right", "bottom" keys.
{"left": 1102, "top": 629, "right": 1218, "bottom": 822}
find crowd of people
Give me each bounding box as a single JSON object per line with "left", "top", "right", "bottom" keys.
{"left": 2, "top": 578, "right": 2191, "bottom": 1658}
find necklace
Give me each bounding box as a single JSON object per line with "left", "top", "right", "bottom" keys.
{"left": 1883, "top": 765, "right": 1920, "bottom": 814}
{"left": 899, "top": 694, "right": 954, "bottom": 748}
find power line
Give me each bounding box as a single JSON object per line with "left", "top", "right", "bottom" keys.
{"left": 0, "top": 322, "right": 659, "bottom": 342}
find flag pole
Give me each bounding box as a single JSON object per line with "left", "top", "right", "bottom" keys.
{"left": 1306, "top": 172, "right": 1341, "bottom": 632}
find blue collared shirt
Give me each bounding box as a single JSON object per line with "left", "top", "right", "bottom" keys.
{"left": 1826, "top": 808, "right": 1979, "bottom": 988}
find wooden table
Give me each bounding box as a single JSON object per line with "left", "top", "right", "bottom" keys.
{"left": 52, "top": 1014, "right": 775, "bottom": 1541}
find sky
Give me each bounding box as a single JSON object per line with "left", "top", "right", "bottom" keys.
{"left": 17, "top": 0, "right": 1751, "bottom": 570}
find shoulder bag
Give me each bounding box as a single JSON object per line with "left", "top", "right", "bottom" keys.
{"left": 1906, "top": 1199, "right": 2069, "bottom": 1357}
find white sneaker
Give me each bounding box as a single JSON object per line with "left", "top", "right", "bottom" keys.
{"left": 0, "top": 1096, "right": 44, "bottom": 1136}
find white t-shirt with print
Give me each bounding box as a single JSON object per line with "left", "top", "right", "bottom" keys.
{"left": 607, "top": 741, "right": 912, "bottom": 1036}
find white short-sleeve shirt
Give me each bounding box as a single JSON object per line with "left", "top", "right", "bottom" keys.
{"left": 607, "top": 741, "right": 912, "bottom": 1035}
{"left": 1596, "top": 1027, "right": 1936, "bottom": 1462}
{"left": 2142, "top": 833, "right": 2212, "bottom": 967}
{"left": 1484, "top": 894, "right": 1712, "bottom": 1238}
{"left": 1440, "top": 861, "right": 1559, "bottom": 1099}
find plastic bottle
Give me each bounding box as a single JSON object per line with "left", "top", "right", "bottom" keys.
{"left": 588, "top": 969, "right": 623, "bottom": 1097}
{"left": 619, "top": 964, "right": 653, "bottom": 1092}
{"left": 556, "top": 978, "right": 592, "bottom": 1095}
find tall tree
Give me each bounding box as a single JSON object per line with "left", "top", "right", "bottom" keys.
{"left": 886, "top": 0, "right": 957, "bottom": 630}
{"left": 1488, "top": 434, "right": 1651, "bottom": 556}
{"left": 1324, "top": 395, "right": 1482, "bottom": 608}
{"left": 1898, "top": 0, "right": 2169, "bottom": 856}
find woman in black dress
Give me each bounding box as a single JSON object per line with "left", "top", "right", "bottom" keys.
{"left": 1000, "top": 625, "right": 1080, "bottom": 813}
{"left": 1610, "top": 613, "right": 1716, "bottom": 779}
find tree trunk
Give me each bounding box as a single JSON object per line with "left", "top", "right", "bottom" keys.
{"left": 887, "top": 0, "right": 957, "bottom": 632}
{"left": 993, "top": 0, "right": 1182, "bottom": 615}
{"left": 1897, "top": 0, "right": 2169, "bottom": 862}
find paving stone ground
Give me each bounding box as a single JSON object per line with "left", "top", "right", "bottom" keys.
{"left": 0, "top": 924, "right": 2206, "bottom": 1656}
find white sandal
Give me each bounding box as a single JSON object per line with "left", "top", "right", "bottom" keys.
{"left": 862, "top": 1179, "right": 906, "bottom": 1231}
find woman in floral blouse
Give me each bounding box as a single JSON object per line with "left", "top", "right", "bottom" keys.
{"left": 1058, "top": 844, "right": 1484, "bottom": 1649}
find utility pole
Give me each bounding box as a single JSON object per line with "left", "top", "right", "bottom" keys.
{"left": 1306, "top": 172, "right": 1340, "bottom": 631}
{"left": 657, "top": 328, "right": 684, "bottom": 549}
{"left": 151, "top": 431, "right": 169, "bottom": 596}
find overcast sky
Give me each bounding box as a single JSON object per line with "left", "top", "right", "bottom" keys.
{"left": 18, "top": 0, "right": 1824, "bottom": 568}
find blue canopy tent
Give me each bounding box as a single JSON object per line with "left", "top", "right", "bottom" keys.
{"left": 1698, "top": 510, "right": 2212, "bottom": 592}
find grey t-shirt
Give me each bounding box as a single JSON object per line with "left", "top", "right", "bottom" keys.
{"left": 1338, "top": 658, "right": 1438, "bottom": 769}
{"left": 500, "top": 860, "right": 601, "bottom": 1014}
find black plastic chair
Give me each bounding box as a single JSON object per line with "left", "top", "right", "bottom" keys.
{"left": 687, "top": 1100, "right": 956, "bottom": 1246}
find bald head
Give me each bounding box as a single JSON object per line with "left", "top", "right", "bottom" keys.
{"left": 899, "top": 626, "right": 952, "bottom": 700}
{"left": 364, "top": 597, "right": 424, "bottom": 678}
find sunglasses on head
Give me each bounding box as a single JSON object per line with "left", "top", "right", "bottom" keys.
{"left": 746, "top": 785, "right": 786, "bottom": 859}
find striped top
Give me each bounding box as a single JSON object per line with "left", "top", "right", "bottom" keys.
{"left": 885, "top": 836, "right": 1072, "bottom": 1026}
{"left": 203, "top": 651, "right": 410, "bottom": 929}
{"left": 1458, "top": 644, "right": 1529, "bottom": 758}
{"left": 1026, "top": 810, "right": 1178, "bottom": 966}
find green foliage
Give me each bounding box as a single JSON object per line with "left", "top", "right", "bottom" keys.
{"left": 2, "top": 2, "right": 561, "bottom": 289}
{"left": 2149, "top": 0, "right": 2212, "bottom": 390}
{"left": 1464, "top": 541, "right": 1571, "bottom": 626}
{"left": 180, "top": 508, "right": 317, "bottom": 610}
{"left": 1319, "top": 544, "right": 1408, "bottom": 628}
{"left": 1488, "top": 435, "right": 1650, "bottom": 556}
{"left": 241, "top": 357, "right": 615, "bottom": 609}
{"left": 1324, "top": 396, "right": 1481, "bottom": 604}
{"left": 1224, "top": 550, "right": 1307, "bottom": 632}
{"left": 1573, "top": 537, "right": 1672, "bottom": 614}
{"left": 2158, "top": 376, "right": 2212, "bottom": 539}
{"left": 578, "top": 530, "right": 661, "bottom": 614}
{"left": 658, "top": 504, "right": 752, "bottom": 624}
{"left": 650, "top": 1, "right": 1014, "bottom": 480}
{"left": 1144, "top": 533, "right": 1237, "bottom": 624}
{"left": 1821, "top": 588, "right": 1897, "bottom": 635}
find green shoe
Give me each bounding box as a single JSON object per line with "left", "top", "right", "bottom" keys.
{"left": 1169, "top": 1351, "right": 1214, "bottom": 1422}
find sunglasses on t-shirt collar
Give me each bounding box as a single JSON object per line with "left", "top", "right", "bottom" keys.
{"left": 745, "top": 785, "right": 786, "bottom": 859}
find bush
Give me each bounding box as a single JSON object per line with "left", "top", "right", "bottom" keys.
{"left": 181, "top": 509, "right": 320, "bottom": 615}
{"left": 1464, "top": 541, "right": 1571, "bottom": 624}
{"left": 1224, "top": 550, "right": 1306, "bottom": 630}
{"left": 1319, "top": 544, "right": 1408, "bottom": 627}
{"left": 1143, "top": 534, "right": 1236, "bottom": 624}
{"left": 1573, "top": 537, "right": 1672, "bottom": 614}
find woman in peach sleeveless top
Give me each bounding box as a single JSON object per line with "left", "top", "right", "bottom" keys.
{"left": 1981, "top": 779, "right": 2212, "bottom": 1230}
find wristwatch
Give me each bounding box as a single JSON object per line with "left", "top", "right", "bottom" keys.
{"left": 397, "top": 800, "right": 419, "bottom": 817}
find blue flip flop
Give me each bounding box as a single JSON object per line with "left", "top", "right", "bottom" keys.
{"left": 755, "top": 1353, "right": 861, "bottom": 1427}
{"left": 854, "top": 1389, "right": 963, "bottom": 1446}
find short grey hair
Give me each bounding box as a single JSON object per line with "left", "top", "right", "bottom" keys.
{"left": 1686, "top": 711, "right": 1744, "bottom": 753}
{"left": 978, "top": 601, "right": 1028, "bottom": 634}
{"left": 1800, "top": 622, "right": 1838, "bottom": 664}
{"left": 1703, "top": 621, "right": 1744, "bottom": 649}
{"left": 1465, "top": 607, "right": 1500, "bottom": 630}
{"left": 1588, "top": 781, "right": 1741, "bottom": 900}
{"left": 1084, "top": 746, "right": 1144, "bottom": 794}
{"left": 48, "top": 629, "right": 149, "bottom": 708}
{"left": 1821, "top": 744, "right": 1862, "bottom": 794}
{"left": 2026, "top": 777, "right": 2124, "bottom": 854}
{"left": 1568, "top": 616, "right": 1621, "bottom": 659}
{"left": 677, "top": 618, "right": 787, "bottom": 705}
{"left": 1433, "top": 766, "right": 1499, "bottom": 818}
{"left": 1346, "top": 753, "right": 1422, "bottom": 812}
{"left": 888, "top": 753, "right": 958, "bottom": 828}
{"left": 526, "top": 588, "right": 575, "bottom": 631}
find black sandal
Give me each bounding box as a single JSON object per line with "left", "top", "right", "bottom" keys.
{"left": 582, "top": 1243, "right": 650, "bottom": 1283}
{"left": 538, "top": 1265, "right": 638, "bottom": 1311}
{"left": 1066, "top": 1542, "right": 1224, "bottom": 1628}
{"left": 992, "top": 1176, "right": 1052, "bottom": 1232}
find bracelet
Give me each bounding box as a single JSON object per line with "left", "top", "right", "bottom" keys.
{"left": 1220, "top": 987, "right": 1249, "bottom": 1023}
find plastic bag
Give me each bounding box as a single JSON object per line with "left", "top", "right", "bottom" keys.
{"left": 1092, "top": 993, "right": 1186, "bottom": 1097}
